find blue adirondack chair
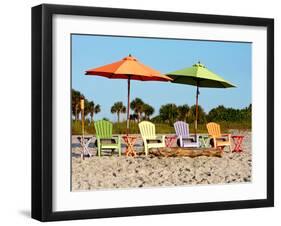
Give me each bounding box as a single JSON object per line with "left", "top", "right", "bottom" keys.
{"left": 174, "top": 121, "right": 199, "bottom": 148}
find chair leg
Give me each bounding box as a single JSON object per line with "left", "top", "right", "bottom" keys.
{"left": 144, "top": 145, "right": 148, "bottom": 156}
{"left": 118, "top": 146, "right": 121, "bottom": 157}
{"left": 98, "top": 147, "right": 101, "bottom": 157}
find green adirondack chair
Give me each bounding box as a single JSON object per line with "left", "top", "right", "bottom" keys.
{"left": 138, "top": 121, "right": 166, "bottom": 156}
{"left": 94, "top": 120, "right": 121, "bottom": 157}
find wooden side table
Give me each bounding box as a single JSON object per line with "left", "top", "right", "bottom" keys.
{"left": 122, "top": 135, "right": 137, "bottom": 157}
{"left": 231, "top": 135, "right": 244, "bottom": 152}
{"left": 165, "top": 135, "right": 177, "bottom": 147}
{"left": 77, "top": 136, "right": 93, "bottom": 159}
{"left": 199, "top": 135, "right": 210, "bottom": 148}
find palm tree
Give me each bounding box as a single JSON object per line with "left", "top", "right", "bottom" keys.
{"left": 71, "top": 89, "right": 82, "bottom": 121}
{"left": 159, "top": 103, "right": 178, "bottom": 125}
{"left": 130, "top": 98, "right": 144, "bottom": 122}
{"left": 177, "top": 104, "right": 190, "bottom": 122}
{"left": 111, "top": 101, "right": 126, "bottom": 123}
{"left": 87, "top": 101, "right": 101, "bottom": 122}
{"left": 143, "top": 103, "right": 154, "bottom": 120}
{"left": 87, "top": 101, "right": 94, "bottom": 122}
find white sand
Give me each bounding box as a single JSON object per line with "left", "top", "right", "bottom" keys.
{"left": 72, "top": 130, "right": 251, "bottom": 191}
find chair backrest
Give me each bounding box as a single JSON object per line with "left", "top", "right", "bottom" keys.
{"left": 174, "top": 121, "right": 190, "bottom": 138}
{"left": 206, "top": 122, "right": 221, "bottom": 138}
{"left": 94, "top": 120, "right": 113, "bottom": 138}
{"left": 138, "top": 121, "right": 156, "bottom": 139}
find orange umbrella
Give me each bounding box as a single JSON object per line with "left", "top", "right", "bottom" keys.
{"left": 85, "top": 54, "right": 172, "bottom": 134}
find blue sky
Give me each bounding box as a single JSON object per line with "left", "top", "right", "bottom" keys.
{"left": 72, "top": 34, "right": 251, "bottom": 122}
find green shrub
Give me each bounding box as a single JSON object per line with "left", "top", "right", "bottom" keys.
{"left": 72, "top": 119, "right": 251, "bottom": 135}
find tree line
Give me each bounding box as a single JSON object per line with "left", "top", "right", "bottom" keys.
{"left": 72, "top": 89, "right": 251, "bottom": 124}
{"left": 72, "top": 89, "right": 101, "bottom": 122}
{"left": 72, "top": 89, "right": 155, "bottom": 122}
{"left": 153, "top": 104, "right": 251, "bottom": 125}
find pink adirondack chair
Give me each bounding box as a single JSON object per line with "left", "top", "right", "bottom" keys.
{"left": 174, "top": 121, "right": 199, "bottom": 148}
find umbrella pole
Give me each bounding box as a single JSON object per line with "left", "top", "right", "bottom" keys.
{"left": 80, "top": 98, "right": 85, "bottom": 139}
{"left": 195, "top": 84, "right": 199, "bottom": 137}
{"left": 126, "top": 76, "right": 131, "bottom": 135}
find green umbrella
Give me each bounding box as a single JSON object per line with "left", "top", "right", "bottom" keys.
{"left": 166, "top": 62, "right": 235, "bottom": 133}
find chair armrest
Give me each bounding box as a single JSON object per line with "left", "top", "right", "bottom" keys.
{"left": 184, "top": 137, "right": 194, "bottom": 142}
{"left": 187, "top": 134, "right": 199, "bottom": 142}
{"left": 193, "top": 134, "right": 200, "bottom": 143}
{"left": 109, "top": 135, "right": 121, "bottom": 145}
{"left": 158, "top": 135, "right": 165, "bottom": 146}
{"left": 222, "top": 133, "right": 231, "bottom": 137}
{"left": 99, "top": 136, "right": 120, "bottom": 144}
{"left": 112, "top": 135, "right": 120, "bottom": 139}
{"left": 181, "top": 135, "right": 197, "bottom": 142}
{"left": 112, "top": 135, "right": 121, "bottom": 144}
{"left": 155, "top": 135, "right": 165, "bottom": 142}
{"left": 161, "top": 135, "right": 166, "bottom": 144}
{"left": 226, "top": 134, "right": 231, "bottom": 141}
{"left": 220, "top": 134, "right": 231, "bottom": 141}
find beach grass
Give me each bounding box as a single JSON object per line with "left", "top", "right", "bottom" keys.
{"left": 72, "top": 120, "right": 251, "bottom": 135}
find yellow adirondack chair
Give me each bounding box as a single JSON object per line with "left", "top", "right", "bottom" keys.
{"left": 206, "top": 122, "right": 231, "bottom": 151}
{"left": 138, "top": 121, "right": 166, "bottom": 156}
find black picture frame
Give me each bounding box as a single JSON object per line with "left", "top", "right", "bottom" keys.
{"left": 32, "top": 3, "right": 274, "bottom": 222}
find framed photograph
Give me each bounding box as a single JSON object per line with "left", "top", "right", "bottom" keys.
{"left": 32, "top": 4, "right": 274, "bottom": 222}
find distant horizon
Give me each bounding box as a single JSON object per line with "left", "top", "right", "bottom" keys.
{"left": 72, "top": 34, "right": 252, "bottom": 121}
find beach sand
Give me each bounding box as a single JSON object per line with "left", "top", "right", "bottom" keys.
{"left": 71, "top": 130, "right": 251, "bottom": 191}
